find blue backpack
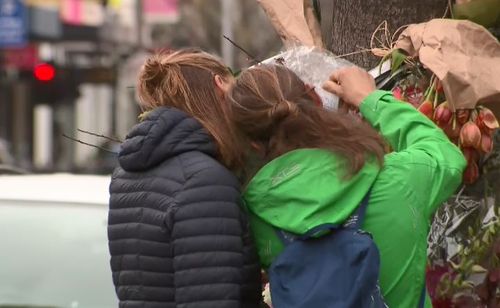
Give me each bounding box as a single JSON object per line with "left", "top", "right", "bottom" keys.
{"left": 268, "top": 191, "right": 389, "bottom": 308}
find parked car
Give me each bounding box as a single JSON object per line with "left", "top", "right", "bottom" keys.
{"left": 0, "top": 174, "right": 117, "bottom": 308}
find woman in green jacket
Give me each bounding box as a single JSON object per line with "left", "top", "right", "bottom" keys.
{"left": 228, "top": 65, "right": 466, "bottom": 307}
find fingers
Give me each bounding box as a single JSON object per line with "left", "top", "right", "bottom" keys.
{"left": 324, "top": 68, "right": 350, "bottom": 96}
{"left": 322, "top": 80, "right": 343, "bottom": 97}
{"left": 329, "top": 70, "right": 342, "bottom": 83}
{"left": 323, "top": 67, "right": 376, "bottom": 108}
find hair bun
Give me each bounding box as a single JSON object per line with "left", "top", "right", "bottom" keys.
{"left": 269, "top": 99, "right": 299, "bottom": 123}
{"left": 142, "top": 56, "right": 166, "bottom": 78}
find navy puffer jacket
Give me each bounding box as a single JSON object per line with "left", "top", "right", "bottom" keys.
{"left": 108, "top": 107, "right": 262, "bottom": 308}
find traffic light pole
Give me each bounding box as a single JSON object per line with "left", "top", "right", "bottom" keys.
{"left": 33, "top": 104, "right": 53, "bottom": 170}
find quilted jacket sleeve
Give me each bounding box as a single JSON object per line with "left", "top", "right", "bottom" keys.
{"left": 171, "top": 154, "right": 247, "bottom": 308}
{"left": 238, "top": 211, "right": 264, "bottom": 308}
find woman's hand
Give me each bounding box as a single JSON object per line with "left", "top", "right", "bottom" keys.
{"left": 322, "top": 67, "right": 376, "bottom": 108}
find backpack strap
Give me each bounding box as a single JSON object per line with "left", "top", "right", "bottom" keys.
{"left": 418, "top": 284, "right": 427, "bottom": 308}
{"left": 274, "top": 190, "right": 372, "bottom": 245}
{"left": 274, "top": 228, "right": 300, "bottom": 245}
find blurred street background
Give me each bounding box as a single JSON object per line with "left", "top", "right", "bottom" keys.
{"left": 0, "top": 0, "right": 283, "bottom": 175}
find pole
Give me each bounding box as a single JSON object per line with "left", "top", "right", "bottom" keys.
{"left": 221, "top": 0, "right": 234, "bottom": 68}
{"left": 136, "top": 0, "right": 143, "bottom": 49}
{"left": 33, "top": 104, "right": 53, "bottom": 170}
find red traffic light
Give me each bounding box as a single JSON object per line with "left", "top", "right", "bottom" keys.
{"left": 34, "top": 63, "right": 56, "bottom": 82}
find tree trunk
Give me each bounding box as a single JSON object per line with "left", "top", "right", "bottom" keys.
{"left": 327, "top": 0, "right": 448, "bottom": 69}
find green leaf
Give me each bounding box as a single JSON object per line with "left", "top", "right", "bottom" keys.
{"left": 138, "top": 111, "right": 152, "bottom": 122}
{"left": 232, "top": 69, "right": 241, "bottom": 77}
{"left": 471, "top": 264, "right": 487, "bottom": 273}
{"left": 227, "top": 67, "right": 241, "bottom": 77}
{"left": 390, "top": 49, "right": 407, "bottom": 75}
{"left": 453, "top": 0, "right": 500, "bottom": 28}
{"left": 378, "top": 53, "right": 391, "bottom": 75}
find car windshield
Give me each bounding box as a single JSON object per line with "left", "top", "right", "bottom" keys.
{"left": 0, "top": 200, "right": 117, "bottom": 308}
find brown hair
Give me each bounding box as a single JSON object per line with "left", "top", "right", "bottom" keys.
{"left": 137, "top": 48, "right": 241, "bottom": 169}
{"left": 229, "top": 64, "right": 386, "bottom": 176}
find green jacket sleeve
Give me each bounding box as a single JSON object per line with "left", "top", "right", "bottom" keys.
{"left": 360, "top": 90, "right": 467, "bottom": 217}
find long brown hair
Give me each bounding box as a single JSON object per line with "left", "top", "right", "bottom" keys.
{"left": 229, "top": 64, "right": 386, "bottom": 176}
{"left": 136, "top": 48, "right": 241, "bottom": 169}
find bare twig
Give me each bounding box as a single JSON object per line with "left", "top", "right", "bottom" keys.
{"left": 222, "top": 35, "right": 261, "bottom": 64}
{"left": 77, "top": 129, "right": 122, "bottom": 143}
{"left": 455, "top": 185, "right": 467, "bottom": 203}
{"left": 447, "top": 0, "right": 454, "bottom": 19}
{"left": 443, "top": 2, "right": 450, "bottom": 18}
{"left": 391, "top": 24, "right": 410, "bottom": 47}
{"left": 334, "top": 49, "right": 372, "bottom": 59}
{"left": 62, "top": 134, "right": 118, "bottom": 154}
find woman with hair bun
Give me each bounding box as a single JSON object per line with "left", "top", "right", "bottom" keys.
{"left": 228, "top": 64, "right": 466, "bottom": 307}
{"left": 107, "top": 49, "right": 262, "bottom": 308}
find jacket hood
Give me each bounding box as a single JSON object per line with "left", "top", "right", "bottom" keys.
{"left": 118, "top": 107, "right": 216, "bottom": 172}
{"left": 243, "top": 149, "right": 380, "bottom": 234}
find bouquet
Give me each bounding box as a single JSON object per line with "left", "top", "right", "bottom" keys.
{"left": 377, "top": 18, "right": 500, "bottom": 306}
{"left": 375, "top": 19, "right": 500, "bottom": 184}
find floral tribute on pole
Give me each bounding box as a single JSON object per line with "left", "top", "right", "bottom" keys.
{"left": 375, "top": 18, "right": 500, "bottom": 306}
{"left": 374, "top": 18, "right": 500, "bottom": 185}
{"left": 255, "top": 0, "right": 500, "bottom": 306}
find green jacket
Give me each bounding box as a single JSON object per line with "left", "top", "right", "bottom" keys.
{"left": 243, "top": 91, "right": 466, "bottom": 307}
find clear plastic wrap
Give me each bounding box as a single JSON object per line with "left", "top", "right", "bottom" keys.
{"left": 428, "top": 192, "right": 485, "bottom": 263}
{"left": 426, "top": 194, "right": 499, "bottom": 304}
{"left": 259, "top": 46, "right": 354, "bottom": 110}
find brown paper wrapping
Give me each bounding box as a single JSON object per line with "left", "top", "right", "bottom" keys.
{"left": 394, "top": 19, "right": 500, "bottom": 113}
{"left": 257, "top": 0, "right": 323, "bottom": 48}
{"left": 303, "top": 0, "right": 323, "bottom": 48}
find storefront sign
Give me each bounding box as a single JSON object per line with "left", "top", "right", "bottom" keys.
{"left": 1, "top": 44, "right": 38, "bottom": 70}
{"left": 143, "top": 0, "right": 179, "bottom": 24}
{"left": 61, "top": 0, "right": 104, "bottom": 27}
{"left": 0, "top": 0, "right": 27, "bottom": 48}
